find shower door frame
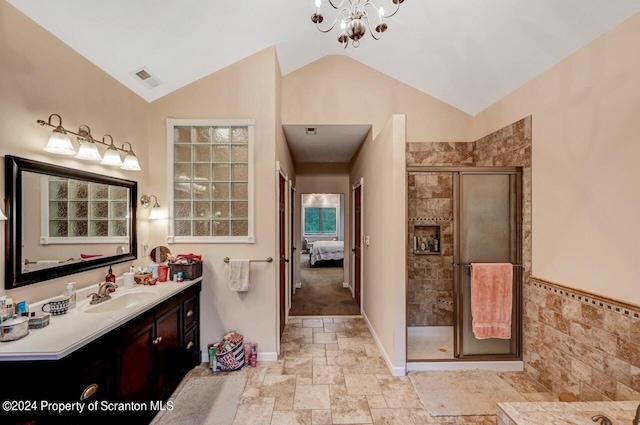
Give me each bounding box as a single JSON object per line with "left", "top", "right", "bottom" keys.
{"left": 406, "top": 166, "right": 523, "bottom": 363}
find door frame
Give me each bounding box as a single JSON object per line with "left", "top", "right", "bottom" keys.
{"left": 275, "top": 162, "right": 290, "bottom": 353}
{"left": 290, "top": 181, "right": 296, "bottom": 296}
{"left": 352, "top": 178, "right": 364, "bottom": 312}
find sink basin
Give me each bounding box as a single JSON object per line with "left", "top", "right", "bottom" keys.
{"left": 84, "top": 291, "right": 158, "bottom": 313}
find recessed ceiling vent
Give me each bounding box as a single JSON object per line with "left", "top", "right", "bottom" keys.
{"left": 130, "top": 66, "right": 162, "bottom": 89}
{"left": 306, "top": 127, "right": 316, "bottom": 135}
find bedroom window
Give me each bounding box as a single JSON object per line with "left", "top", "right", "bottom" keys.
{"left": 166, "top": 118, "right": 255, "bottom": 244}
{"left": 304, "top": 207, "right": 337, "bottom": 236}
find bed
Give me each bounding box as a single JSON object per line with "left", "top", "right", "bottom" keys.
{"left": 310, "top": 240, "right": 344, "bottom": 267}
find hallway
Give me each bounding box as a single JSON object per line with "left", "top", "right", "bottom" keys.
{"left": 289, "top": 256, "right": 360, "bottom": 316}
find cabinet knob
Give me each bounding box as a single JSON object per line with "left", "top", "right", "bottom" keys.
{"left": 186, "top": 341, "right": 194, "bottom": 350}
{"left": 80, "top": 383, "right": 98, "bottom": 401}
{"left": 186, "top": 309, "right": 194, "bottom": 318}
{"left": 153, "top": 336, "right": 163, "bottom": 345}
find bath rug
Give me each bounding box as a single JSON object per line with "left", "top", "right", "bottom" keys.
{"left": 151, "top": 373, "right": 246, "bottom": 425}
{"left": 409, "top": 370, "right": 527, "bottom": 416}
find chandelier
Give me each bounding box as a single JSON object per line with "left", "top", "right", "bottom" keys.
{"left": 311, "top": 0, "right": 405, "bottom": 48}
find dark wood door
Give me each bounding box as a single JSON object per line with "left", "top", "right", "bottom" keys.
{"left": 155, "top": 304, "right": 182, "bottom": 399}
{"left": 115, "top": 316, "right": 155, "bottom": 401}
{"left": 279, "top": 174, "right": 286, "bottom": 337}
{"left": 291, "top": 185, "right": 295, "bottom": 297}
{"left": 354, "top": 185, "right": 362, "bottom": 308}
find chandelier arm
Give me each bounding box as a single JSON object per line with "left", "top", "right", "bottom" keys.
{"left": 363, "top": 0, "right": 401, "bottom": 18}
{"left": 363, "top": 11, "right": 383, "bottom": 40}
{"left": 316, "top": 7, "right": 351, "bottom": 33}
{"left": 328, "top": 0, "right": 350, "bottom": 10}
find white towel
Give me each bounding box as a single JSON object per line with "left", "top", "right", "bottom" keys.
{"left": 37, "top": 260, "right": 61, "bottom": 265}
{"left": 229, "top": 259, "right": 250, "bottom": 292}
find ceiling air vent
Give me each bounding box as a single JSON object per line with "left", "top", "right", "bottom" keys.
{"left": 305, "top": 127, "right": 316, "bottom": 135}
{"left": 130, "top": 66, "right": 162, "bottom": 89}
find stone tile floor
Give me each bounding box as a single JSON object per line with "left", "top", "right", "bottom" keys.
{"left": 187, "top": 316, "right": 554, "bottom": 425}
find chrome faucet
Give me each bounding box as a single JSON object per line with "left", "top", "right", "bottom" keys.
{"left": 87, "top": 282, "right": 118, "bottom": 305}
{"left": 633, "top": 403, "right": 640, "bottom": 425}
{"left": 592, "top": 415, "right": 612, "bottom": 425}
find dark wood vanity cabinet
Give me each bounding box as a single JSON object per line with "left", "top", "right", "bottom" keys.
{"left": 0, "top": 282, "right": 201, "bottom": 425}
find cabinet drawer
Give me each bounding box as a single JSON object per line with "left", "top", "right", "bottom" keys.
{"left": 183, "top": 295, "right": 197, "bottom": 331}
{"left": 184, "top": 327, "right": 196, "bottom": 352}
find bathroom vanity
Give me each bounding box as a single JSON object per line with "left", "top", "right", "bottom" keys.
{"left": 498, "top": 401, "right": 639, "bottom": 425}
{"left": 0, "top": 278, "right": 201, "bottom": 424}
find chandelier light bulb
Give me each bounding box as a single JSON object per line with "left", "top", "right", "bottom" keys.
{"left": 379, "top": 7, "right": 384, "bottom": 16}
{"left": 315, "top": 0, "right": 321, "bottom": 8}
{"left": 341, "top": 19, "right": 346, "bottom": 30}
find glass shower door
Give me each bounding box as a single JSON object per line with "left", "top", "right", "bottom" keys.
{"left": 453, "top": 172, "right": 521, "bottom": 358}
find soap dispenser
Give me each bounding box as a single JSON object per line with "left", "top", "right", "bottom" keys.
{"left": 105, "top": 265, "right": 116, "bottom": 283}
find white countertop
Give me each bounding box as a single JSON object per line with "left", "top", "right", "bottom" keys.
{"left": 0, "top": 277, "right": 202, "bottom": 361}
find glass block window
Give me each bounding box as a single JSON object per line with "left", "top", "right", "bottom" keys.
{"left": 167, "top": 119, "right": 255, "bottom": 243}
{"left": 43, "top": 177, "right": 130, "bottom": 244}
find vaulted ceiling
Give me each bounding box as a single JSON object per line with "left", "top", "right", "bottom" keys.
{"left": 7, "top": 0, "right": 640, "bottom": 115}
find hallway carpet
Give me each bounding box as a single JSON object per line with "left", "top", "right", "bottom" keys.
{"left": 289, "top": 256, "right": 360, "bottom": 316}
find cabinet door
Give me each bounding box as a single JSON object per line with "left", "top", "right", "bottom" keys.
{"left": 115, "top": 317, "right": 154, "bottom": 401}
{"left": 155, "top": 303, "right": 182, "bottom": 399}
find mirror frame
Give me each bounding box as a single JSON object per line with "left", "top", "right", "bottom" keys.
{"left": 4, "top": 155, "right": 138, "bottom": 289}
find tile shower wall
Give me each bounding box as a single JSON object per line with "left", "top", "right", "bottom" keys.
{"left": 524, "top": 277, "right": 640, "bottom": 401}
{"left": 407, "top": 173, "right": 454, "bottom": 326}
{"left": 406, "top": 118, "right": 532, "bottom": 329}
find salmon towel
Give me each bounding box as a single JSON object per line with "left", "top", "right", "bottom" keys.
{"left": 470, "top": 263, "right": 513, "bottom": 339}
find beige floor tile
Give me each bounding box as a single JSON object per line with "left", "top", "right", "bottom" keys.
{"left": 375, "top": 374, "right": 409, "bottom": 385}
{"left": 381, "top": 383, "right": 423, "bottom": 409}
{"left": 326, "top": 351, "right": 360, "bottom": 367}
{"left": 284, "top": 358, "right": 314, "bottom": 375}
{"left": 313, "top": 327, "right": 326, "bottom": 333}
{"left": 232, "top": 397, "right": 276, "bottom": 425}
{"left": 345, "top": 374, "right": 383, "bottom": 395}
{"left": 330, "top": 384, "right": 349, "bottom": 396}
{"left": 370, "top": 408, "right": 434, "bottom": 425}
{"left": 313, "top": 357, "right": 327, "bottom": 367}
{"left": 246, "top": 367, "right": 268, "bottom": 386}
{"left": 297, "top": 375, "right": 313, "bottom": 385}
{"left": 364, "top": 344, "right": 382, "bottom": 358}
{"left": 331, "top": 395, "right": 373, "bottom": 424}
{"left": 366, "top": 395, "right": 387, "bottom": 409}
{"left": 323, "top": 318, "right": 334, "bottom": 324}
{"left": 293, "top": 384, "right": 331, "bottom": 410}
{"left": 298, "top": 343, "right": 327, "bottom": 358}
{"left": 274, "top": 395, "right": 294, "bottom": 411}
{"left": 303, "top": 318, "right": 325, "bottom": 328}
{"left": 314, "top": 332, "right": 338, "bottom": 344}
{"left": 324, "top": 323, "right": 346, "bottom": 333}
{"left": 288, "top": 318, "right": 303, "bottom": 324}
{"left": 261, "top": 375, "right": 297, "bottom": 398}
{"left": 270, "top": 410, "right": 312, "bottom": 425}
{"left": 343, "top": 357, "right": 389, "bottom": 375}
{"left": 313, "top": 365, "right": 345, "bottom": 385}
{"left": 326, "top": 343, "right": 340, "bottom": 351}
{"left": 312, "top": 409, "right": 332, "bottom": 425}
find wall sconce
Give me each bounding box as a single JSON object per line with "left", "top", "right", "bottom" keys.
{"left": 38, "top": 113, "right": 141, "bottom": 171}
{"left": 0, "top": 207, "right": 7, "bottom": 221}
{"left": 141, "top": 195, "right": 163, "bottom": 220}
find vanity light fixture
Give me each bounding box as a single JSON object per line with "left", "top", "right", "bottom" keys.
{"left": 141, "top": 195, "right": 163, "bottom": 220}
{"left": 37, "top": 113, "right": 142, "bottom": 171}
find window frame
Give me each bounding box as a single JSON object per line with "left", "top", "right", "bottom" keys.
{"left": 166, "top": 118, "right": 255, "bottom": 244}
{"left": 303, "top": 206, "right": 338, "bottom": 237}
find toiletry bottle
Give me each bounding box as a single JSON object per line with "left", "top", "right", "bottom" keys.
{"left": 66, "top": 283, "right": 77, "bottom": 309}
{"left": 105, "top": 266, "right": 117, "bottom": 293}
{"left": 434, "top": 233, "right": 439, "bottom": 252}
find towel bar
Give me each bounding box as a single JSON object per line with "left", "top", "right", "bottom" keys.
{"left": 224, "top": 257, "right": 273, "bottom": 263}
{"left": 456, "top": 264, "right": 523, "bottom": 267}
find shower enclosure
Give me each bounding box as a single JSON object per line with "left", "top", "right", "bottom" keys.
{"left": 407, "top": 167, "right": 522, "bottom": 362}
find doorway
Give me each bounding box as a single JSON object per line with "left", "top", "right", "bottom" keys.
{"left": 290, "top": 193, "right": 359, "bottom": 316}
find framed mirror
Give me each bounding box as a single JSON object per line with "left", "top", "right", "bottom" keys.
{"left": 4, "top": 156, "right": 137, "bottom": 289}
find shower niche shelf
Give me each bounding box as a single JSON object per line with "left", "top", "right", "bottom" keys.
{"left": 412, "top": 224, "right": 441, "bottom": 255}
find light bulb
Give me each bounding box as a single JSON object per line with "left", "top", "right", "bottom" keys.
{"left": 379, "top": 7, "right": 384, "bottom": 16}
{"left": 341, "top": 20, "right": 346, "bottom": 30}
{"left": 315, "top": 0, "right": 321, "bottom": 7}
{"left": 148, "top": 207, "right": 164, "bottom": 220}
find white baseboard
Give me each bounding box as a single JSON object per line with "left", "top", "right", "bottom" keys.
{"left": 362, "top": 312, "right": 406, "bottom": 377}
{"left": 342, "top": 282, "right": 349, "bottom": 288}
{"left": 200, "top": 351, "right": 279, "bottom": 363}
{"left": 406, "top": 360, "right": 524, "bottom": 372}
{"left": 295, "top": 282, "right": 301, "bottom": 288}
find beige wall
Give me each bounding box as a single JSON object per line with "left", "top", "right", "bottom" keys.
{"left": 147, "top": 46, "right": 286, "bottom": 358}
{"left": 349, "top": 116, "right": 407, "bottom": 374}
{"left": 282, "top": 56, "right": 473, "bottom": 143}
{"left": 0, "top": 1, "right": 148, "bottom": 302}
{"left": 473, "top": 12, "right": 640, "bottom": 305}
{"left": 294, "top": 163, "right": 351, "bottom": 290}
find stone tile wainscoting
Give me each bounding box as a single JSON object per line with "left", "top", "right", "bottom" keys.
{"left": 524, "top": 276, "right": 640, "bottom": 401}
